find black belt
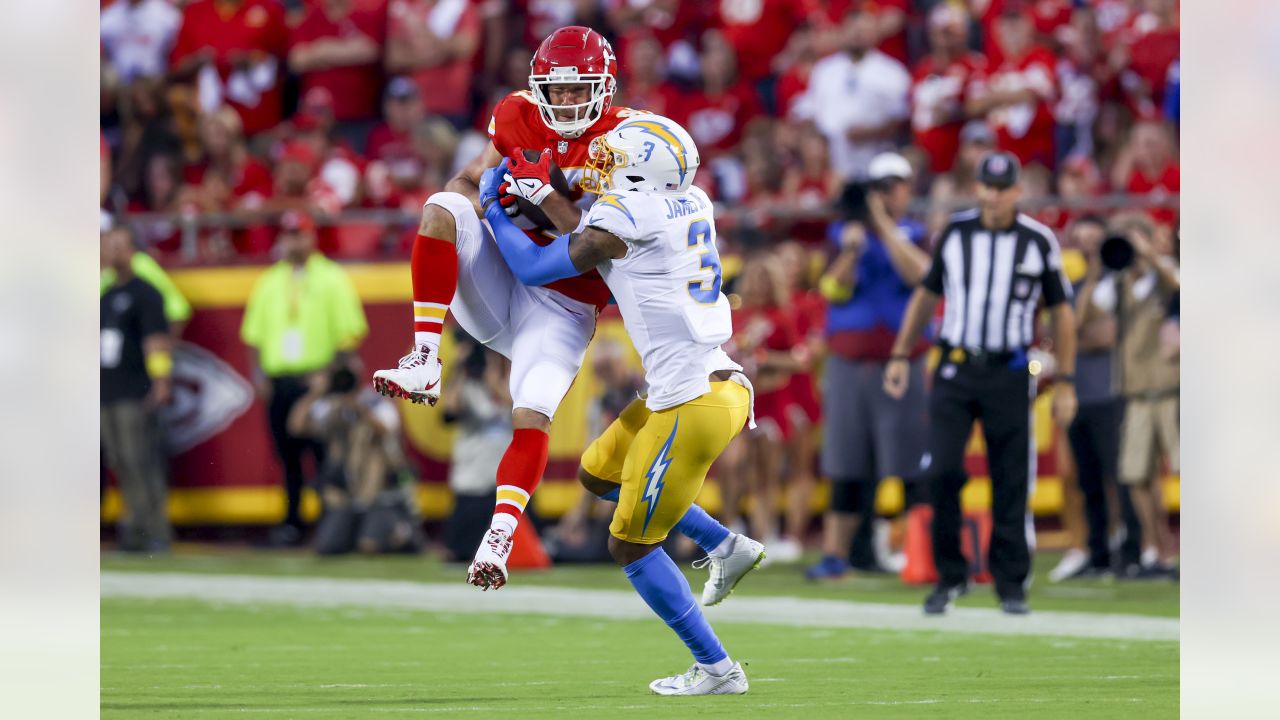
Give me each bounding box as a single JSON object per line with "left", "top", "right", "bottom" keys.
{"left": 937, "top": 344, "right": 1021, "bottom": 368}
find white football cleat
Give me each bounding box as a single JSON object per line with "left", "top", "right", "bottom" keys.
{"left": 373, "top": 347, "right": 442, "bottom": 406}
{"left": 695, "top": 534, "right": 766, "bottom": 607}
{"left": 466, "top": 527, "right": 514, "bottom": 590}
{"left": 649, "top": 662, "right": 749, "bottom": 696}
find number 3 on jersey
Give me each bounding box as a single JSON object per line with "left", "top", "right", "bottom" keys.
{"left": 686, "top": 219, "right": 721, "bottom": 304}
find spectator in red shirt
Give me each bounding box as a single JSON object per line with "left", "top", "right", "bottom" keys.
{"left": 386, "top": 0, "right": 482, "bottom": 125}
{"left": 1118, "top": 0, "right": 1179, "bottom": 113}
{"left": 168, "top": 0, "right": 289, "bottom": 137}
{"left": 288, "top": 0, "right": 387, "bottom": 125}
{"left": 291, "top": 113, "right": 365, "bottom": 211}
{"left": 730, "top": 252, "right": 806, "bottom": 558}
{"left": 910, "top": 3, "right": 988, "bottom": 175}
{"left": 674, "top": 33, "right": 762, "bottom": 159}
{"left": 818, "top": 0, "right": 911, "bottom": 65}
{"left": 366, "top": 77, "right": 426, "bottom": 164}
{"left": 715, "top": 0, "right": 811, "bottom": 91}
{"left": 780, "top": 123, "right": 842, "bottom": 245}
{"left": 977, "top": 0, "right": 1072, "bottom": 66}
{"left": 611, "top": 32, "right": 684, "bottom": 119}
{"left": 606, "top": 0, "right": 709, "bottom": 80}
{"left": 1111, "top": 118, "right": 1178, "bottom": 227}
{"left": 185, "top": 105, "right": 274, "bottom": 211}
{"left": 966, "top": 6, "right": 1058, "bottom": 169}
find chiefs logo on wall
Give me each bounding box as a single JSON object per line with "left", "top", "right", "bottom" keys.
{"left": 160, "top": 342, "right": 254, "bottom": 455}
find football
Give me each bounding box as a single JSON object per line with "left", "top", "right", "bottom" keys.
{"left": 510, "top": 147, "right": 573, "bottom": 233}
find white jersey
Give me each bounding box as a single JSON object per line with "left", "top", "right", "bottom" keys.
{"left": 581, "top": 186, "right": 741, "bottom": 411}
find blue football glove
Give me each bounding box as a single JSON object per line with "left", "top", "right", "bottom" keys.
{"left": 477, "top": 158, "right": 510, "bottom": 210}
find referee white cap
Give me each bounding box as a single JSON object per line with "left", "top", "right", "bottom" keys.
{"left": 868, "top": 152, "right": 913, "bottom": 182}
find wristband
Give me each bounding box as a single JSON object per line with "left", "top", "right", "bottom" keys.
{"left": 146, "top": 351, "right": 173, "bottom": 379}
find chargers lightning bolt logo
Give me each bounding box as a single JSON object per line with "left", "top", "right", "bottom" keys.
{"left": 641, "top": 418, "right": 679, "bottom": 535}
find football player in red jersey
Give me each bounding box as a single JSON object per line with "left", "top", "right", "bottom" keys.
{"left": 374, "top": 27, "right": 758, "bottom": 594}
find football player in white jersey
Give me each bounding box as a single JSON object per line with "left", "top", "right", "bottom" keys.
{"left": 477, "top": 115, "right": 757, "bottom": 696}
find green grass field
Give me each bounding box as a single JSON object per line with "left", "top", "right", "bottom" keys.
{"left": 101, "top": 549, "right": 1179, "bottom": 718}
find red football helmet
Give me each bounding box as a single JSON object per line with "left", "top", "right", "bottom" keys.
{"left": 528, "top": 26, "right": 618, "bottom": 139}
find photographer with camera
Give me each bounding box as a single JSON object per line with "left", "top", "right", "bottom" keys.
{"left": 1059, "top": 216, "right": 1144, "bottom": 579}
{"left": 439, "top": 337, "right": 513, "bottom": 564}
{"left": 287, "top": 357, "right": 423, "bottom": 555}
{"left": 807, "top": 152, "right": 931, "bottom": 581}
{"left": 1095, "top": 215, "right": 1180, "bottom": 578}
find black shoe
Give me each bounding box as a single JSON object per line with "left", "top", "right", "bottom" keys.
{"left": 923, "top": 582, "right": 968, "bottom": 615}
{"left": 1000, "top": 597, "right": 1031, "bottom": 615}
{"left": 268, "top": 524, "right": 305, "bottom": 548}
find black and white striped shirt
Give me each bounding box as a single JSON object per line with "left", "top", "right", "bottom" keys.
{"left": 921, "top": 210, "right": 1072, "bottom": 352}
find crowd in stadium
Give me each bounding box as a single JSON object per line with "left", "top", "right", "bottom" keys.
{"left": 100, "top": 0, "right": 1179, "bottom": 256}
{"left": 100, "top": 0, "right": 1180, "bottom": 581}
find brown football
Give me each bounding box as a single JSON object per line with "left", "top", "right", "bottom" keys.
{"left": 510, "top": 147, "right": 573, "bottom": 232}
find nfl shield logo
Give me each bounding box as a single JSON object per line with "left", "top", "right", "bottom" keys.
{"left": 557, "top": 140, "right": 568, "bottom": 154}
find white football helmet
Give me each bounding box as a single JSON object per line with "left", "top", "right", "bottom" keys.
{"left": 581, "top": 115, "right": 700, "bottom": 195}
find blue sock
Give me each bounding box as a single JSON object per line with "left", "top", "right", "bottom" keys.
{"left": 595, "top": 487, "right": 729, "bottom": 554}
{"left": 623, "top": 548, "right": 727, "bottom": 665}
{"left": 674, "top": 503, "right": 731, "bottom": 554}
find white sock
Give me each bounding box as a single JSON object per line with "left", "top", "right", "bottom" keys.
{"left": 490, "top": 513, "right": 517, "bottom": 536}
{"left": 698, "top": 657, "right": 734, "bottom": 677}
{"left": 709, "top": 533, "right": 736, "bottom": 559}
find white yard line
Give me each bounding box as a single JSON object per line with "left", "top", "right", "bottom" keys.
{"left": 101, "top": 572, "right": 1178, "bottom": 642}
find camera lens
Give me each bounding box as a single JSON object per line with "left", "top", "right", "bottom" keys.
{"left": 1100, "top": 235, "right": 1135, "bottom": 271}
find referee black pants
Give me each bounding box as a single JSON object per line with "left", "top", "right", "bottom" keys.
{"left": 927, "top": 362, "right": 1033, "bottom": 599}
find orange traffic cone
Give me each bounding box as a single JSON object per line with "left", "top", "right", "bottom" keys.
{"left": 507, "top": 519, "right": 552, "bottom": 571}
{"left": 900, "top": 505, "right": 939, "bottom": 585}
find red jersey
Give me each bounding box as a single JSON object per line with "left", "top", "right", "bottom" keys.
{"left": 673, "top": 82, "right": 761, "bottom": 157}
{"left": 289, "top": 1, "right": 387, "bottom": 122}
{"left": 716, "top": 0, "right": 811, "bottom": 83}
{"left": 732, "top": 304, "right": 800, "bottom": 392}
{"left": 487, "top": 91, "right": 641, "bottom": 309}
{"left": 1127, "top": 162, "right": 1179, "bottom": 227}
{"left": 981, "top": 0, "right": 1072, "bottom": 67}
{"left": 387, "top": 0, "right": 480, "bottom": 117}
{"left": 789, "top": 288, "right": 826, "bottom": 339}
{"left": 1127, "top": 26, "right": 1179, "bottom": 107}
{"left": 911, "top": 52, "right": 988, "bottom": 174}
{"left": 168, "top": 0, "right": 289, "bottom": 136}
{"left": 972, "top": 46, "right": 1058, "bottom": 168}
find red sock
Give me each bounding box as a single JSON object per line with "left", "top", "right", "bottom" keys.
{"left": 491, "top": 428, "right": 550, "bottom": 534}
{"left": 411, "top": 233, "right": 457, "bottom": 351}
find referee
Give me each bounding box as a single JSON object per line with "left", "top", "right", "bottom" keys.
{"left": 883, "top": 151, "right": 1078, "bottom": 615}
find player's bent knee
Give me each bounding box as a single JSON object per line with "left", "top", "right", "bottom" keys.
{"left": 511, "top": 407, "right": 552, "bottom": 432}
{"left": 578, "top": 466, "right": 617, "bottom": 498}
{"left": 608, "top": 534, "right": 659, "bottom": 566}
{"left": 420, "top": 192, "right": 471, "bottom": 240}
